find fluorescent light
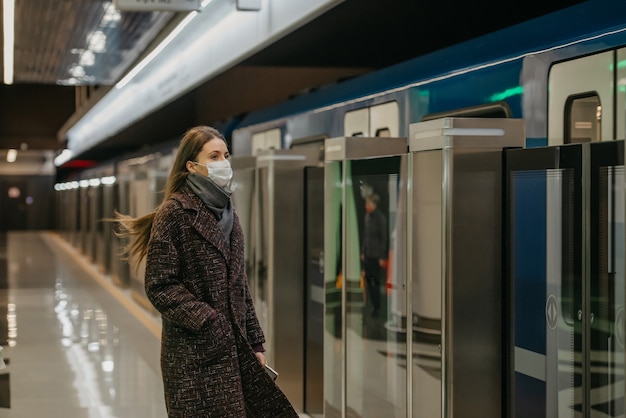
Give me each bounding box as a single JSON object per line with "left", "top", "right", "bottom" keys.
{"left": 3, "top": 0, "right": 15, "bottom": 84}
{"left": 6, "top": 149, "right": 17, "bottom": 162}
{"left": 101, "top": 3, "right": 121, "bottom": 27}
{"left": 115, "top": 11, "right": 199, "bottom": 89}
{"left": 115, "top": 1, "right": 210, "bottom": 89}
{"left": 87, "top": 30, "right": 107, "bottom": 53}
{"left": 100, "top": 176, "right": 116, "bottom": 185}
{"left": 54, "top": 149, "right": 73, "bottom": 167}
{"left": 79, "top": 50, "right": 96, "bottom": 66}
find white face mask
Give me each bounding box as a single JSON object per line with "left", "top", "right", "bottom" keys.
{"left": 204, "top": 159, "right": 233, "bottom": 188}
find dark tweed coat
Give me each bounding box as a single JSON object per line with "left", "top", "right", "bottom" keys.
{"left": 145, "top": 186, "right": 298, "bottom": 418}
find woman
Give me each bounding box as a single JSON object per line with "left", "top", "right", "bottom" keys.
{"left": 115, "top": 126, "right": 298, "bottom": 417}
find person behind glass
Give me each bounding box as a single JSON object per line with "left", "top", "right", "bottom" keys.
{"left": 114, "top": 126, "right": 298, "bottom": 417}
{"left": 361, "top": 193, "right": 388, "bottom": 318}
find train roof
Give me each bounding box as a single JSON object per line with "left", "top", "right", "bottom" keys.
{"left": 235, "top": 0, "right": 626, "bottom": 130}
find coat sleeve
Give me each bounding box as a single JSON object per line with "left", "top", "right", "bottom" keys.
{"left": 145, "top": 200, "right": 217, "bottom": 332}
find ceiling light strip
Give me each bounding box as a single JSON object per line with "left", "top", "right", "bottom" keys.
{"left": 3, "top": 0, "right": 15, "bottom": 84}
{"left": 116, "top": 10, "right": 199, "bottom": 89}
{"left": 64, "top": 0, "right": 341, "bottom": 158}
{"left": 6, "top": 149, "right": 17, "bottom": 162}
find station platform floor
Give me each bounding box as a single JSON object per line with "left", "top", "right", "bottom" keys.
{"left": 0, "top": 231, "right": 311, "bottom": 417}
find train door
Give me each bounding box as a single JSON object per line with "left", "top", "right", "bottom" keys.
{"left": 506, "top": 141, "right": 624, "bottom": 417}
{"left": 324, "top": 136, "right": 408, "bottom": 418}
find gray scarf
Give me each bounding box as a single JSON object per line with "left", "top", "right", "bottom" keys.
{"left": 186, "top": 172, "right": 233, "bottom": 242}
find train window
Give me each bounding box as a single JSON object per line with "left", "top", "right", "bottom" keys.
{"left": 563, "top": 93, "right": 601, "bottom": 144}
{"left": 344, "top": 108, "right": 369, "bottom": 136}
{"left": 548, "top": 51, "right": 614, "bottom": 145}
{"left": 344, "top": 101, "right": 400, "bottom": 137}
{"left": 375, "top": 128, "right": 391, "bottom": 137}
{"left": 422, "top": 102, "right": 511, "bottom": 121}
{"left": 370, "top": 101, "right": 399, "bottom": 137}
{"left": 251, "top": 128, "right": 282, "bottom": 155}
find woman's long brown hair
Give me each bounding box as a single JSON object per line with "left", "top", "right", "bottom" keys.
{"left": 113, "top": 125, "right": 226, "bottom": 272}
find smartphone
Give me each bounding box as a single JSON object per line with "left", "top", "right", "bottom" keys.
{"left": 265, "top": 364, "right": 278, "bottom": 381}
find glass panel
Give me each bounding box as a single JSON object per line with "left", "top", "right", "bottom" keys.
{"left": 553, "top": 167, "right": 580, "bottom": 418}
{"left": 412, "top": 150, "right": 442, "bottom": 418}
{"left": 255, "top": 166, "right": 270, "bottom": 353}
{"left": 304, "top": 166, "right": 325, "bottom": 414}
{"left": 101, "top": 186, "right": 113, "bottom": 273}
{"left": 346, "top": 156, "right": 407, "bottom": 418}
{"left": 80, "top": 187, "right": 89, "bottom": 254}
{"left": 119, "top": 177, "right": 131, "bottom": 285}
{"left": 590, "top": 143, "right": 624, "bottom": 418}
{"left": 507, "top": 162, "right": 581, "bottom": 418}
{"left": 73, "top": 188, "right": 81, "bottom": 247}
{"left": 89, "top": 185, "right": 99, "bottom": 261}
{"left": 231, "top": 162, "right": 257, "bottom": 299}
{"left": 324, "top": 160, "right": 344, "bottom": 416}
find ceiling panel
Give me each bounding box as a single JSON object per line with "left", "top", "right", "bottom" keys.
{"left": 13, "top": 0, "right": 175, "bottom": 85}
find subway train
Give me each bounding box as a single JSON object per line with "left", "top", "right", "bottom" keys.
{"left": 54, "top": 0, "right": 626, "bottom": 417}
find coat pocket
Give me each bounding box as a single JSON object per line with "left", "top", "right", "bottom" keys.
{"left": 203, "top": 313, "right": 234, "bottom": 358}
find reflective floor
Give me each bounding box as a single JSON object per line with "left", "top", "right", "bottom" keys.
{"left": 0, "top": 231, "right": 165, "bottom": 417}
{"left": 0, "top": 231, "right": 310, "bottom": 418}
